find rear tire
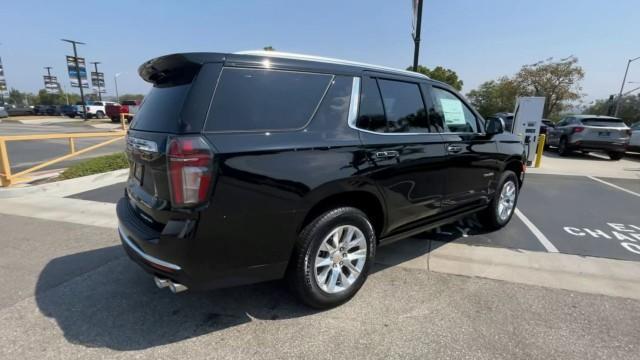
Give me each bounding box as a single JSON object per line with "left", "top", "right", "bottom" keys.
{"left": 110, "top": 117, "right": 119, "bottom": 123}
{"left": 608, "top": 152, "right": 624, "bottom": 160}
{"left": 96, "top": 111, "right": 104, "bottom": 119}
{"left": 288, "top": 207, "right": 376, "bottom": 309}
{"left": 479, "top": 170, "right": 519, "bottom": 231}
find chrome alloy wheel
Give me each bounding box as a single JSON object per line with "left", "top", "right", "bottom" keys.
{"left": 314, "top": 225, "right": 367, "bottom": 294}
{"left": 497, "top": 180, "right": 517, "bottom": 221}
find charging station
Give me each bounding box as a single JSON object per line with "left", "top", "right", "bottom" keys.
{"left": 511, "top": 97, "right": 546, "bottom": 166}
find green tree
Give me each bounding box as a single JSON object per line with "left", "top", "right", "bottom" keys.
{"left": 514, "top": 56, "right": 585, "bottom": 118}
{"left": 466, "top": 77, "right": 524, "bottom": 117}
{"left": 118, "top": 93, "right": 144, "bottom": 102}
{"left": 407, "top": 65, "right": 463, "bottom": 90}
{"left": 584, "top": 94, "right": 640, "bottom": 125}
{"left": 8, "top": 88, "right": 33, "bottom": 106}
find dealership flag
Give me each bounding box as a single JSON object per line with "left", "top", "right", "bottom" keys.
{"left": 67, "top": 55, "right": 89, "bottom": 88}
{"left": 91, "top": 71, "right": 106, "bottom": 93}
{"left": 44, "top": 75, "right": 60, "bottom": 94}
{"left": 0, "top": 57, "right": 7, "bottom": 95}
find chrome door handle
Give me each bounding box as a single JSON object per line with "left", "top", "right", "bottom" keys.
{"left": 447, "top": 144, "right": 464, "bottom": 153}
{"left": 374, "top": 151, "right": 399, "bottom": 159}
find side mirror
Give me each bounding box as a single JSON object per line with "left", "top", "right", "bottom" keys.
{"left": 485, "top": 117, "right": 504, "bottom": 135}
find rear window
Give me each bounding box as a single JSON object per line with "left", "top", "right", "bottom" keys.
{"left": 580, "top": 118, "right": 626, "bottom": 127}
{"left": 129, "top": 84, "right": 191, "bottom": 133}
{"left": 205, "top": 68, "right": 332, "bottom": 132}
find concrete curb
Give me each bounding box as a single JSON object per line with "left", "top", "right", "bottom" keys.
{"left": 0, "top": 169, "right": 128, "bottom": 199}
{"left": 528, "top": 168, "right": 640, "bottom": 180}
{"left": 426, "top": 241, "right": 640, "bottom": 300}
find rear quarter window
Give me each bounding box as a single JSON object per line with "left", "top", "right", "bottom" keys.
{"left": 129, "top": 84, "right": 191, "bottom": 133}
{"left": 205, "top": 68, "right": 332, "bottom": 132}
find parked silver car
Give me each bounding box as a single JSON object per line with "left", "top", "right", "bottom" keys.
{"left": 629, "top": 122, "right": 640, "bottom": 153}
{"left": 546, "top": 115, "right": 631, "bottom": 160}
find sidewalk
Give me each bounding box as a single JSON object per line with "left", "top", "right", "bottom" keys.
{"left": 529, "top": 151, "right": 640, "bottom": 179}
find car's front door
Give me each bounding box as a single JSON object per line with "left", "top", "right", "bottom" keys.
{"left": 428, "top": 85, "right": 500, "bottom": 211}
{"left": 355, "top": 76, "right": 448, "bottom": 234}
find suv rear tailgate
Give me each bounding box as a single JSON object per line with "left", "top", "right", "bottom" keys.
{"left": 124, "top": 55, "right": 222, "bottom": 225}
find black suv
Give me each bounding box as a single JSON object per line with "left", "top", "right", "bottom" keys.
{"left": 117, "top": 51, "right": 526, "bottom": 308}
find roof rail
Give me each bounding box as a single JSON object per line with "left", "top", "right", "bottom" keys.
{"left": 234, "top": 50, "right": 429, "bottom": 79}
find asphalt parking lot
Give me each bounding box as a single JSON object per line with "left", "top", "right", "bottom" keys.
{"left": 0, "top": 119, "right": 124, "bottom": 173}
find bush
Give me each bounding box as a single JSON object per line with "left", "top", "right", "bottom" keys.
{"left": 60, "top": 152, "right": 128, "bottom": 180}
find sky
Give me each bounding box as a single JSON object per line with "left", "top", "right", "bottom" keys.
{"left": 2, "top": 0, "right": 639, "bottom": 104}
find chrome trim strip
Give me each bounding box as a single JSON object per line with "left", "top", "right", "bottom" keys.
{"left": 347, "top": 77, "right": 361, "bottom": 129}
{"left": 235, "top": 50, "right": 429, "bottom": 80}
{"left": 118, "top": 226, "right": 181, "bottom": 271}
{"left": 126, "top": 136, "right": 158, "bottom": 153}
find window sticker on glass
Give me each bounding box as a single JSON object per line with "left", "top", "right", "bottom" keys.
{"left": 440, "top": 99, "right": 466, "bottom": 125}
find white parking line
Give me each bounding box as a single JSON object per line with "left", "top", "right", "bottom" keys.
{"left": 514, "top": 208, "right": 559, "bottom": 253}
{"left": 587, "top": 176, "right": 640, "bottom": 198}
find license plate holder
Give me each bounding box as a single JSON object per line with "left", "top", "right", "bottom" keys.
{"left": 598, "top": 131, "right": 610, "bottom": 137}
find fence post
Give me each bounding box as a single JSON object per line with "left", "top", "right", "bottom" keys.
{"left": 0, "top": 139, "right": 12, "bottom": 187}
{"left": 120, "top": 113, "right": 126, "bottom": 131}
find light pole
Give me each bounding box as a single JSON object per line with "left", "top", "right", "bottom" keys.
{"left": 61, "top": 39, "right": 87, "bottom": 120}
{"left": 411, "top": 0, "right": 424, "bottom": 72}
{"left": 114, "top": 72, "right": 122, "bottom": 103}
{"left": 90, "top": 61, "right": 102, "bottom": 101}
{"left": 614, "top": 56, "right": 640, "bottom": 117}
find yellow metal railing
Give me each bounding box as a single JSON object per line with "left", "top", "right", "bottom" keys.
{"left": 0, "top": 113, "right": 132, "bottom": 187}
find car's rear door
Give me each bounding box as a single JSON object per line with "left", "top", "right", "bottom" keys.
{"left": 355, "top": 75, "right": 447, "bottom": 234}
{"left": 427, "top": 84, "right": 500, "bottom": 211}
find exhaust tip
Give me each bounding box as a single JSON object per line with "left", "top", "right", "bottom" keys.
{"left": 154, "top": 277, "right": 170, "bottom": 289}
{"left": 155, "top": 276, "right": 188, "bottom": 293}
{"left": 169, "top": 282, "right": 188, "bottom": 293}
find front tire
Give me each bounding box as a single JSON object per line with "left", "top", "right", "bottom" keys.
{"left": 608, "top": 152, "right": 624, "bottom": 160}
{"left": 480, "top": 170, "right": 519, "bottom": 230}
{"left": 288, "top": 207, "right": 376, "bottom": 309}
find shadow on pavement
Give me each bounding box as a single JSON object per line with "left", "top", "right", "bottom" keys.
{"left": 34, "top": 220, "right": 479, "bottom": 351}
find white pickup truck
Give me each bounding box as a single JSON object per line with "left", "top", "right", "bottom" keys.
{"left": 73, "top": 101, "right": 117, "bottom": 119}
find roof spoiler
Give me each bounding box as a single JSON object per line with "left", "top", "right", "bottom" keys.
{"left": 138, "top": 53, "right": 225, "bottom": 85}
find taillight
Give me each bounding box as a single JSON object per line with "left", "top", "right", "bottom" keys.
{"left": 572, "top": 127, "right": 585, "bottom": 133}
{"left": 167, "top": 136, "right": 214, "bottom": 207}
{"left": 120, "top": 105, "right": 129, "bottom": 114}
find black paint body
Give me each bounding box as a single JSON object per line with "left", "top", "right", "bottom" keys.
{"left": 117, "top": 52, "right": 526, "bottom": 290}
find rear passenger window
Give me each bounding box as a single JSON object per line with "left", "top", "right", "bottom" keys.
{"left": 430, "top": 87, "right": 478, "bottom": 133}
{"left": 356, "top": 78, "right": 429, "bottom": 133}
{"left": 206, "top": 68, "right": 332, "bottom": 132}
{"left": 377, "top": 79, "right": 429, "bottom": 133}
{"left": 356, "top": 78, "right": 386, "bottom": 132}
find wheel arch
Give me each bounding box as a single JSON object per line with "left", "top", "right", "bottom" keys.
{"left": 299, "top": 189, "right": 386, "bottom": 241}
{"left": 503, "top": 157, "right": 524, "bottom": 187}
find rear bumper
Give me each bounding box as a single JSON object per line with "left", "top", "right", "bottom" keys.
{"left": 116, "top": 196, "right": 288, "bottom": 291}
{"left": 569, "top": 140, "right": 627, "bottom": 152}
